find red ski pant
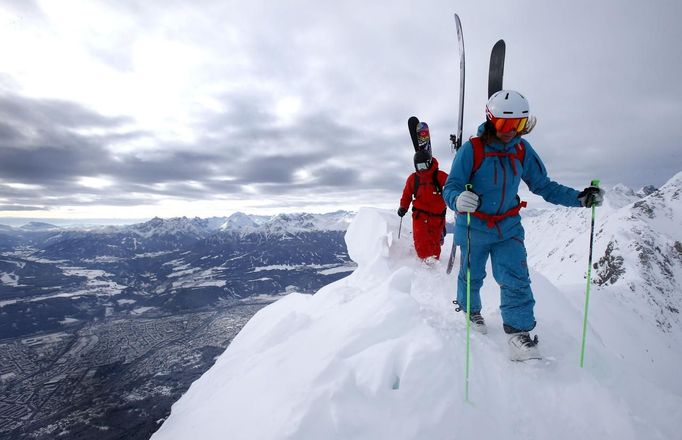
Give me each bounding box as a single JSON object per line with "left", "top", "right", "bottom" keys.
{"left": 412, "top": 212, "right": 445, "bottom": 259}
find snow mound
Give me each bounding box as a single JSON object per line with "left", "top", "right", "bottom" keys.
{"left": 152, "top": 208, "right": 682, "bottom": 440}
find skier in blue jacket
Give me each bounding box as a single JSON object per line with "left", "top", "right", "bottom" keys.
{"left": 442, "top": 90, "right": 604, "bottom": 361}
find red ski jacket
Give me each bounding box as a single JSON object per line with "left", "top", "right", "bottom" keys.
{"left": 400, "top": 157, "right": 449, "bottom": 217}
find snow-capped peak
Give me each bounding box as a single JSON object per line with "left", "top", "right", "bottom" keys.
{"left": 605, "top": 183, "right": 639, "bottom": 209}
{"left": 218, "top": 211, "right": 354, "bottom": 236}
{"left": 637, "top": 184, "right": 658, "bottom": 198}
{"left": 219, "top": 212, "right": 261, "bottom": 232}
{"left": 264, "top": 211, "right": 353, "bottom": 234}
{"left": 19, "top": 221, "right": 60, "bottom": 231}
{"left": 130, "top": 216, "right": 213, "bottom": 238}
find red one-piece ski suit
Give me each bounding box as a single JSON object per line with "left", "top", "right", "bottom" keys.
{"left": 399, "top": 157, "right": 449, "bottom": 259}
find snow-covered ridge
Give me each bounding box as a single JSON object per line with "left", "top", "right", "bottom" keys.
{"left": 249, "top": 211, "right": 355, "bottom": 236}
{"left": 152, "top": 188, "right": 682, "bottom": 439}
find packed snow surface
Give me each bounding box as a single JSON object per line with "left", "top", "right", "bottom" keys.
{"left": 153, "top": 196, "right": 682, "bottom": 439}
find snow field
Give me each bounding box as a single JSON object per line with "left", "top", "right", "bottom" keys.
{"left": 153, "top": 207, "right": 682, "bottom": 440}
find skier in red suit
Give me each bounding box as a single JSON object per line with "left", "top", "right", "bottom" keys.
{"left": 398, "top": 150, "right": 449, "bottom": 260}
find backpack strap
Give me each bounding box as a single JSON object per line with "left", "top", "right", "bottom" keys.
{"left": 509, "top": 141, "right": 526, "bottom": 175}
{"left": 468, "top": 137, "right": 526, "bottom": 181}
{"left": 431, "top": 168, "right": 443, "bottom": 195}
{"left": 412, "top": 168, "right": 443, "bottom": 199}
{"left": 469, "top": 137, "right": 485, "bottom": 182}
{"left": 412, "top": 173, "right": 420, "bottom": 199}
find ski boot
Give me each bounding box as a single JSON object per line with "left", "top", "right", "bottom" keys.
{"left": 469, "top": 312, "right": 488, "bottom": 334}
{"left": 507, "top": 332, "right": 541, "bottom": 361}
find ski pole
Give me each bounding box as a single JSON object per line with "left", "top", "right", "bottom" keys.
{"left": 580, "top": 179, "right": 600, "bottom": 368}
{"left": 398, "top": 217, "right": 403, "bottom": 239}
{"left": 464, "top": 183, "right": 473, "bottom": 401}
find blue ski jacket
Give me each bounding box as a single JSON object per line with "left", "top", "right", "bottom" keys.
{"left": 443, "top": 123, "right": 582, "bottom": 239}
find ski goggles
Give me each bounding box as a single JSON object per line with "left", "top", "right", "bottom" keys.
{"left": 416, "top": 160, "right": 431, "bottom": 170}
{"left": 489, "top": 116, "right": 528, "bottom": 134}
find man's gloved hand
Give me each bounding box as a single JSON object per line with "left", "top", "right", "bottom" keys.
{"left": 397, "top": 207, "right": 408, "bottom": 217}
{"left": 578, "top": 186, "right": 605, "bottom": 208}
{"left": 456, "top": 190, "right": 480, "bottom": 213}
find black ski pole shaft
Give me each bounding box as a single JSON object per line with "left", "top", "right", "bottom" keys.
{"left": 398, "top": 217, "right": 403, "bottom": 239}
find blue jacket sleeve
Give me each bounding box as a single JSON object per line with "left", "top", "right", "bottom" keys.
{"left": 443, "top": 141, "right": 474, "bottom": 211}
{"left": 521, "top": 140, "right": 582, "bottom": 207}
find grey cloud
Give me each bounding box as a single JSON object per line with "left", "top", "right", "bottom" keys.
{"left": 109, "top": 151, "right": 225, "bottom": 185}
{"left": 0, "top": 94, "right": 131, "bottom": 131}
{"left": 0, "top": 89, "right": 408, "bottom": 211}
{"left": 2, "top": 0, "right": 681, "bottom": 217}
{"left": 0, "top": 120, "right": 25, "bottom": 144}
{"left": 0, "top": 204, "right": 47, "bottom": 212}
{"left": 198, "top": 88, "right": 398, "bottom": 165}
{"left": 310, "top": 166, "right": 361, "bottom": 188}
{"left": 0, "top": 144, "right": 105, "bottom": 184}
{"left": 236, "top": 154, "right": 319, "bottom": 185}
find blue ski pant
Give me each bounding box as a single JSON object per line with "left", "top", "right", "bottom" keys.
{"left": 456, "top": 223, "right": 536, "bottom": 332}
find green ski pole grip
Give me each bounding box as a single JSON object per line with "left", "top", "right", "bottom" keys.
{"left": 591, "top": 179, "right": 600, "bottom": 187}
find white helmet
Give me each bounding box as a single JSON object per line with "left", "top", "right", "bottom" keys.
{"left": 485, "top": 90, "right": 530, "bottom": 119}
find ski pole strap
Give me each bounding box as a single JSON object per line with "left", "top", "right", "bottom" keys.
{"left": 412, "top": 207, "right": 447, "bottom": 218}
{"left": 462, "top": 200, "right": 527, "bottom": 228}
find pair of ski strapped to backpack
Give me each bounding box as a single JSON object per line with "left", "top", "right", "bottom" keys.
{"left": 407, "top": 116, "right": 447, "bottom": 219}
{"left": 463, "top": 136, "right": 527, "bottom": 228}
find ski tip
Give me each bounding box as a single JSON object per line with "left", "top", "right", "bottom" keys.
{"left": 494, "top": 39, "right": 505, "bottom": 48}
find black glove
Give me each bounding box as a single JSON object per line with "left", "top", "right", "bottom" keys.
{"left": 397, "top": 207, "right": 408, "bottom": 217}
{"left": 578, "top": 186, "right": 605, "bottom": 208}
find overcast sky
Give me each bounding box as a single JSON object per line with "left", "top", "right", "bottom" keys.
{"left": 0, "top": 0, "right": 681, "bottom": 221}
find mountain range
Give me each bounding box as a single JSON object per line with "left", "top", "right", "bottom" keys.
{"left": 0, "top": 210, "right": 355, "bottom": 440}
{"left": 0, "top": 211, "right": 355, "bottom": 337}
